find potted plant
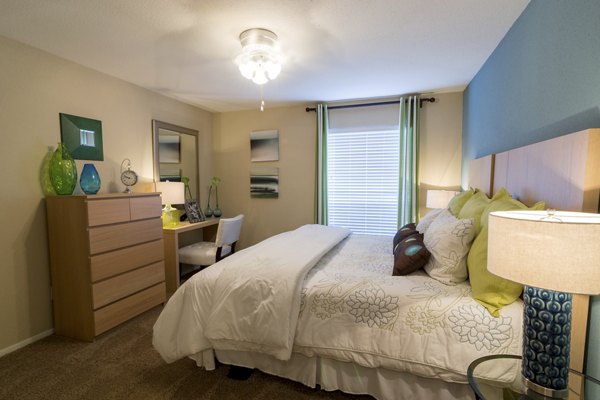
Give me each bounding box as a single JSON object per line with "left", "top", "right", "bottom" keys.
{"left": 211, "top": 176, "right": 222, "bottom": 217}
{"left": 181, "top": 176, "right": 193, "bottom": 200}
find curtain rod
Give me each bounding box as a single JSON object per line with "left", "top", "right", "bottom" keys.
{"left": 305, "top": 97, "right": 435, "bottom": 112}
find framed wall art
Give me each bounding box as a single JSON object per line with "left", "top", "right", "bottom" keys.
{"left": 250, "top": 129, "right": 279, "bottom": 162}
{"left": 250, "top": 166, "right": 279, "bottom": 198}
{"left": 159, "top": 166, "right": 182, "bottom": 182}
{"left": 158, "top": 134, "right": 181, "bottom": 163}
{"left": 59, "top": 113, "right": 104, "bottom": 161}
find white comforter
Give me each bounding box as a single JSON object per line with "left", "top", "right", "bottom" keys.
{"left": 153, "top": 228, "right": 523, "bottom": 384}
{"left": 153, "top": 224, "right": 350, "bottom": 362}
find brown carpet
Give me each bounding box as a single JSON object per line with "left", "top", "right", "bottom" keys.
{"left": 0, "top": 306, "right": 372, "bottom": 400}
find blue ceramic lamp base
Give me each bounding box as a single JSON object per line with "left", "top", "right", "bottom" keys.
{"left": 522, "top": 285, "right": 572, "bottom": 399}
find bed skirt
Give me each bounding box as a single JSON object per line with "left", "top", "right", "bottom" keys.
{"left": 190, "top": 349, "right": 478, "bottom": 400}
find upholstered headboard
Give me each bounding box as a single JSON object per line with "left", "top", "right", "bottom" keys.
{"left": 493, "top": 128, "right": 600, "bottom": 212}
{"left": 468, "top": 154, "right": 494, "bottom": 196}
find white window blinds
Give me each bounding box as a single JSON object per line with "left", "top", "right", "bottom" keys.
{"left": 327, "top": 126, "right": 399, "bottom": 236}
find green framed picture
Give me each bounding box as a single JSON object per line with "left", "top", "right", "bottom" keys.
{"left": 59, "top": 113, "right": 104, "bottom": 161}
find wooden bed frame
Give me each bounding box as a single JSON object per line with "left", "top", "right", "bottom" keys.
{"left": 469, "top": 128, "right": 600, "bottom": 400}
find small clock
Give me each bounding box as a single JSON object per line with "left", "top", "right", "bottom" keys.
{"left": 120, "top": 158, "right": 139, "bottom": 193}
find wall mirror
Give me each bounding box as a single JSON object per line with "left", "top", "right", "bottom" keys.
{"left": 152, "top": 120, "right": 199, "bottom": 201}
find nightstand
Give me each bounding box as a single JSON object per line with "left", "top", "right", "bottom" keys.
{"left": 467, "top": 355, "right": 600, "bottom": 400}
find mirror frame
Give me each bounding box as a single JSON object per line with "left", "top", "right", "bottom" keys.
{"left": 152, "top": 120, "right": 200, "bottom": 200}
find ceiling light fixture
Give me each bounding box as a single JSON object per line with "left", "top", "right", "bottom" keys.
{"left": 235, "top": 28, "right": 282, "bottom": 85}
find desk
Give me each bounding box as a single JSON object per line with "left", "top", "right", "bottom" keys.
{"left": 162, "top": 218, "right": 219, "bottom": 297}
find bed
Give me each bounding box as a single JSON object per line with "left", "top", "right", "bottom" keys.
{"left": 153, "top": 129, "right": 600, "bottom": 400}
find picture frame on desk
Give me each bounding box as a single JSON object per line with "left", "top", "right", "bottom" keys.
{"left": 184, "top": 199, "right": 205, "bottom": 223}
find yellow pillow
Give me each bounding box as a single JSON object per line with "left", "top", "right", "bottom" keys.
{"left": 467, "top": 227, "right": 523, "bottom": 317}
{"left": 458, "top": 187, "right": 510, "bottom": 233}
{"left": 447, "top": 188, "right": 477, "bottom": 216}
{"left": 468, "top": 195, "right": 546, "bottom": 316}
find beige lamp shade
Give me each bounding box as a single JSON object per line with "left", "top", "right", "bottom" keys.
{"left": 487, "top": 210, "right": 600, "bottom": 295}
{"left": 426, "top": 190, "right": 459, "bottom": 209}
{"left": 155, "top": 181, "right": 185, "bottom": 206}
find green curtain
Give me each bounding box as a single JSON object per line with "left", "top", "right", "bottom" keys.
{"left": 398, "top": 95, "right": 421, "bottom": 227}
{"left": 315, "top": 104, "right": 328, "bottom": 225}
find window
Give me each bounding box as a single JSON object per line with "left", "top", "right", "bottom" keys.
{"left": 327, "top": 127, "right": 399, "bottom": 235}
{"left": 318, "top": 100, "right": 420, "bottom": 233}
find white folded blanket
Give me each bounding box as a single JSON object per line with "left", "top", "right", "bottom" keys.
{"left": 153, "top": 224, "right": 350, "bottom": 362}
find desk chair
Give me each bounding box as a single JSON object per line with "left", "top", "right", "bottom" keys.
{"left": 178, "top": 215, "right": 244, "bottom": 277}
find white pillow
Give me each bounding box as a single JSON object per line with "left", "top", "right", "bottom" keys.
{"left": 416, "top": 208, "right": 444, "bottom": 234}
{"left": 423, "top": 209, "right": 476, "bottom": 285}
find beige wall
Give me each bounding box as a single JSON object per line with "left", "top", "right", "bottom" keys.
{"left": 213, "top": 92, "right": 463, "bottom": 246}
{"left": 419, "top": 92, "right": 463, "bottom": 214}
{"left": 212, "top": 107, "right": 316, "bottom": 248}
{"left": 0, "top": 35, "right": 212, "bottom": 353}
{"left": 0, "top": 32, "right": 463, "bottom": 353}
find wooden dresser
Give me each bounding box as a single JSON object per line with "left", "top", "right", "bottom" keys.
{"left": 46, "top": 192, "right": 166, "bottom": 341}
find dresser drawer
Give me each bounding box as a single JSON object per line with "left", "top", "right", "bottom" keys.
{"left": 87, "top": 198, "right": 130, "bottom": 226}
{"left": 90, "top": 239, "right": 164, "bottom": 282}
{"left": 88, "top": 218, "right": 162, "bottom": 254}
{"left": 130, "top": 195, "right": 162, "bottom": 221}
{"left": 92, "top": 261, "right": 165, "bottom": 309}
{"left": 94, "top": 282, "right": 165, "bottom": 336}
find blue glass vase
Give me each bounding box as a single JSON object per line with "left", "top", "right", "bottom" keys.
{"left": 205, "top": 186, "right": 213, "bottom": 217}
{"left": 80, "top": 163, "right": 101, "bottom": 194}
{"left": 212, "top": 187, "right": 222, "bottom": 217}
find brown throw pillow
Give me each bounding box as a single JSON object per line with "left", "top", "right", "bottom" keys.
{"left": 393, "top": 233, "right": 431, "bottom": 276}
{"left": 392, "top": 223, "right": 417, "bottom": 252}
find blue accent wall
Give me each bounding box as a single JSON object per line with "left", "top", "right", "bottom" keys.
{"left": 462, "top": 0, "right": 600, "bottom": 388}
{"left": 463, "top": 0, "right": 600, "bottom": 165}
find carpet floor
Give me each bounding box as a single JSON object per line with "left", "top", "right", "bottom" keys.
{"left": 0, "top": 306, "right": 372, "bottom": 400}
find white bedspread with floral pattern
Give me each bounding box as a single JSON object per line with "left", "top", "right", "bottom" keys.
{"left": 293, "top": 234, "right": 522, "bottom": 383}
{"left": 153, "top": 233, "right": 522, "bottom": 384}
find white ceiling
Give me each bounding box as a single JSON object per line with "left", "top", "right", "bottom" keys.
{"left": 0, "top": 0, "right": 529, "bottom": 112}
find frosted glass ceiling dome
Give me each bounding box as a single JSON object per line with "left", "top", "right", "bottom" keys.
{"left": 235, "top": 28, "right": 283, "bottom": 85}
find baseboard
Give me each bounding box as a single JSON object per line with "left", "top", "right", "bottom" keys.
{"left": 0, "top": 328, "right": 54, "bottom": 358}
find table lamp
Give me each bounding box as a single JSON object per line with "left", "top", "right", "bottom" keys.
{"left": 155, "top": 181, "right": 185, "bottom": 228}
{"left": 426, "top": 189, "right": 459, "bottom": 209}
{"left": 487, "top": 210, "right": 600, "bottom": 398}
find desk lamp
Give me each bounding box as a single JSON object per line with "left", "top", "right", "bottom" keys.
{"left": 488, "top": 210, "right": 600, "bottom": 398}
{"left": 156, "top": 181, "right": 184, "bottom": 228}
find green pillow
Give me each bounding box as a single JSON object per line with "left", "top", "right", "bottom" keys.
{"left": 447, "top": 188, "right": 477, "bottom": 216}
{"left": 457, "top": 190, "right": 489, "bottom": 220}
{"left": 480, "top": 198, "right": 546, "bottom": 229}
{"left": 458, "top": 188, "right": 510, "bottom": 233}
{"left": 468, "top": 194, "right": 546, "bottom": 317}
{"left": 467, "top": 227, "right": 523, "bottom": 317}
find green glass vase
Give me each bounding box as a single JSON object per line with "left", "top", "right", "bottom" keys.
{"left": 49, "top": 143, "right": 77, "bottom": 195}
